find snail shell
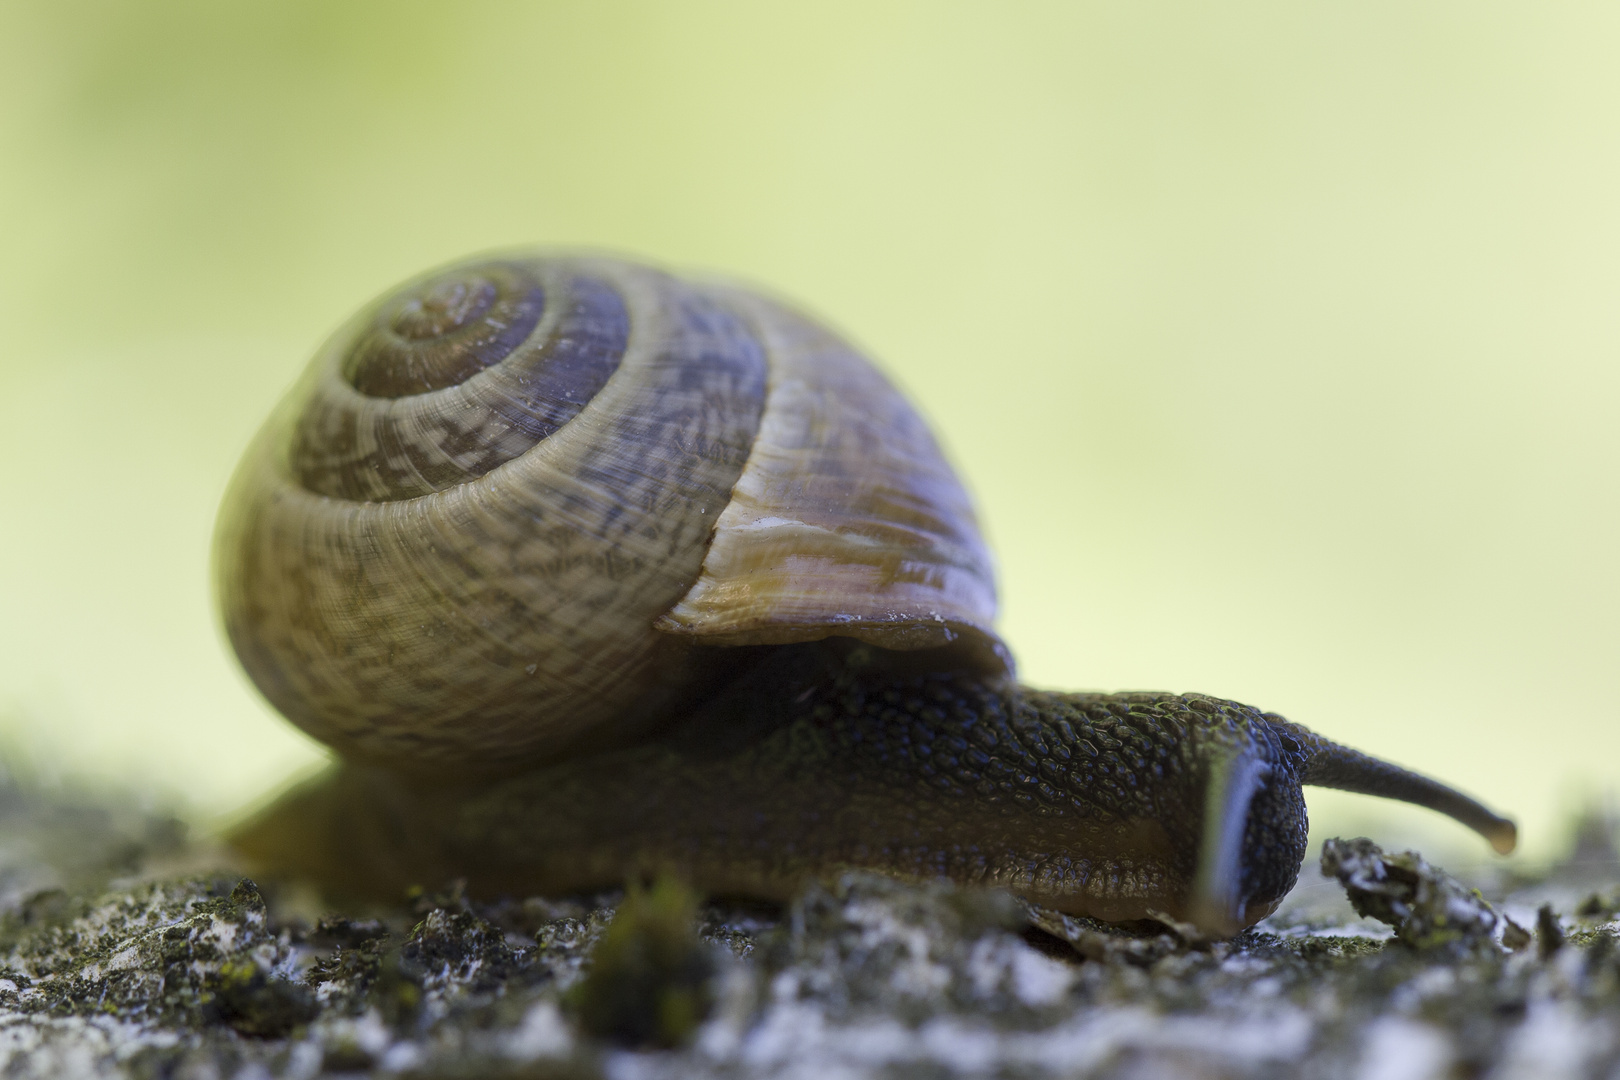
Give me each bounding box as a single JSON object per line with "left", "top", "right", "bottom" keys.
{"left": 216, "top": 254, "right": 1007, "bottom": 772}
{"left": 220, "top": 251, "right": 1517, "bottom": 934}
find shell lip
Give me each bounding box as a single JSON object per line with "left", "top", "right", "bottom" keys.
{"left": 655, "top": 612, "right": 1014, "bottom": 679}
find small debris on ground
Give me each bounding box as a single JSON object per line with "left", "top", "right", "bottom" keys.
{"left": 1319, "top": 836, "right": 1499, "bottom": 950}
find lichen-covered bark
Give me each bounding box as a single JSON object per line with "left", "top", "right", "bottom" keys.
{"left": 1, "top": 763, "right": 1618, "bottom": 1079}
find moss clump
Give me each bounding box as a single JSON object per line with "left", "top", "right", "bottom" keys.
{"left": 203, "top": 956, "right": 316, "bottom": 1037}
{"left": 1292, "top": 934, "right": 1387, "bottom": 962}
{"left": 1535, "top": 902, "right": 1566, "bottom": 959}
{"left": 569, "top": 878, "right": 713, "bottom": 1047}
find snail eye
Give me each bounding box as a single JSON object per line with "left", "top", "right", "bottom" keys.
{"left": 344, "top": 265, "right": 546, "bottom": 397}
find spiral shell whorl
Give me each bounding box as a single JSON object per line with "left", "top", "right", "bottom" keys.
{"left": 347, "top": 262, "right": 546, "bottom": 396}
{"left": 216, "top": 253, "right": 1007, "bottom": 773}
{"left": 221, "top": 257, "right": 767, "bottom": 769}
{"left": 290, "top": 263, "right": 630, "bottom": 502}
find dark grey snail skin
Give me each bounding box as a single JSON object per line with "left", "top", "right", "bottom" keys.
{"left": 220, "top": 253, "right": 1517, "bottom": 937}
{"left": 233, "top": 641, "right": 1515, "bottom": 935}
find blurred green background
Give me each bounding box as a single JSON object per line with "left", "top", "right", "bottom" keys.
{"left": 1, "top": 2, "right": 1615, "bottom": 866}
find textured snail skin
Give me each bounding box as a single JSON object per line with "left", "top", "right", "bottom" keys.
{"left": 233, "top": 642, "right": 1310, "bottom": 928}
{"left": 232, "top": 640, "right": 1515, "bottom": 934}
{"left": 221, "top": 253, "right": 1517, "bottom": 936}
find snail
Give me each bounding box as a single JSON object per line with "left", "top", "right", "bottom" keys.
{"left": 218, "top": 252, "right": 1516, "bottom": 937}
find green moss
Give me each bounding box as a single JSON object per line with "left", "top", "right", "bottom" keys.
{"left": 1292, "top": 934, "right": 1387, "bottom": 962}
{"left": 569, "top": 877, "right": 713, "bottom": 1048}
{"left": 204, "top": 956, "right": 317, "bottom": 1037}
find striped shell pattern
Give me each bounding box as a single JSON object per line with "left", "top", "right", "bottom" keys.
{"left": 215, "top": 254, "right": 1006, "bottom": 773}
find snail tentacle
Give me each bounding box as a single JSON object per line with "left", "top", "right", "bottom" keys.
{"left": 1270, "top": 718, "right": 1518, "bottom": 855}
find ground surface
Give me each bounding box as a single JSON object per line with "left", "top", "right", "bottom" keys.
{"left": 0, "top": 764, "right": 1616, "bottom": 1080}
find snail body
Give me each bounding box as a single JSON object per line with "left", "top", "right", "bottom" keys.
{"left": 220, "top": 252, "right": 1515, "bottom": 935}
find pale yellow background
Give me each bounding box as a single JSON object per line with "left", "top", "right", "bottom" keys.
{"left": 1, "top": 3, "right": 1614, "bottom": 869}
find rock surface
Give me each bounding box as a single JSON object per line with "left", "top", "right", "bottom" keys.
{"left": 0, "top": 765, "right": 1617, "bottom": 1079}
